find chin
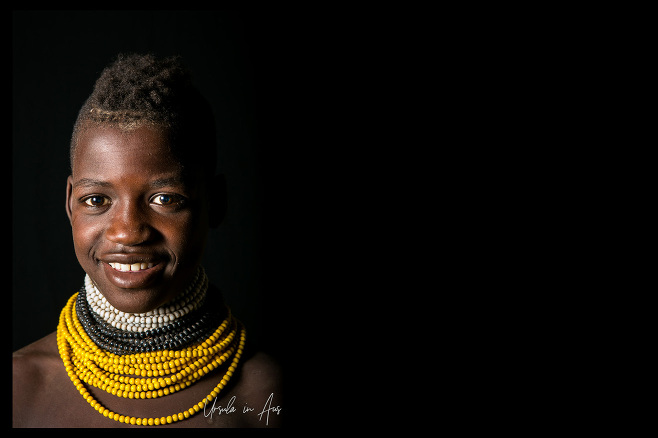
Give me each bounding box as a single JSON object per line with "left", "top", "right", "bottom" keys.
{"left": 98, "top": 284, "right": 173, "bottom": 314}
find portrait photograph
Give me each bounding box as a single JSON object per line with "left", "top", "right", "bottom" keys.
{"left": 13, "top": 9, "right": 392, "bottom": 429}
{"left": 12, "top": 10, "right": 297, "bottom": 428}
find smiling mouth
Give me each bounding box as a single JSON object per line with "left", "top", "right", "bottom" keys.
{"left": 107, "top": 262, "right": 156, "bottom": 272}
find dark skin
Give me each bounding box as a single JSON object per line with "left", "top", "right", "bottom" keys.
{"left": 12, "top": 125, "right": 282, "bottom": 427}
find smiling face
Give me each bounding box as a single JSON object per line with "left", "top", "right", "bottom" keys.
{"left": 66, "top": 124, "right": 211, "bottom": 313}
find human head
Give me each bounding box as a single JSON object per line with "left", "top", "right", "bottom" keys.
{"left": 66, "top": 53, "right": 224, "bottom": 314}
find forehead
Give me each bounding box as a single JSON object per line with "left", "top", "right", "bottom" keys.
{"left": 72, "top": 125, "right": 183, "bottom": 179}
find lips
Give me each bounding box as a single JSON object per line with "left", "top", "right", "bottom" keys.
{"left": 99, "top": 254, "right": 165, "bottom": 289}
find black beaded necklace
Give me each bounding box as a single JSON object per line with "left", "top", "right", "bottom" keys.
{"left": 75, "top": 275, "right": 227, "bottom": 355}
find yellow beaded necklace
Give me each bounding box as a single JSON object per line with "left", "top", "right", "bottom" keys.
{"left": 57, "top": 292, "right": 246, "bottom": 426}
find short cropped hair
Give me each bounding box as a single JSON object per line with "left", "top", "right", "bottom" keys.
{"left": 70, "top": 53, "right": 217, "bottom": 178}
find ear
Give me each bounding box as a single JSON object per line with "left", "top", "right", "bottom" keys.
{"left": 207, "top": 174, "right": 227, "bottom": 228}
{"left": 65, "top": 175, "right": 74, "bottom": 224}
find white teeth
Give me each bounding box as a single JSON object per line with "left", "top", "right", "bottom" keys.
{"left": 108, "top": 262, "right": 154, "bottom": 272}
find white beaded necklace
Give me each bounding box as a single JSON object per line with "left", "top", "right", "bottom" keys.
{"left": 84, "top": 266, "right": 208, "bottom": 332}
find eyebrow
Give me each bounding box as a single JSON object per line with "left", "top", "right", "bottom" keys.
{"left": 72, "top": 175, "right": 187, "bottom": 190}
{"left": 72, "top": 178, "right": 113, "bottom": 189}
{"left": 149, "top": 176, "right": 187, "bottom": 189}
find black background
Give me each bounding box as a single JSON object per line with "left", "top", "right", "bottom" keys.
{"left": 12, "top": 9, "right": 393, "bottom": 427}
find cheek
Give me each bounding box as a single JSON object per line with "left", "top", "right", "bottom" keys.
{"left": 162, "top": 214, "right": 208, "bottom": 257}
{"left": 69, "top": 208, "right": 208, "bottom": 265}
{"left": 71, "top": 216, "right": 105, "bottom": 258}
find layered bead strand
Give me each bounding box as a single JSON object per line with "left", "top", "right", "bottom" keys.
{"left": 84, "top": 267, "right": 207, "bottom": 332}
{"left": 76, "top": 267, "right": 221, "bottom": 355}
{"left": 75, "top": 288, "right": 222, "bottom": 355}
{"left": 56, "top": 273, "right": 246, "bottom": 426}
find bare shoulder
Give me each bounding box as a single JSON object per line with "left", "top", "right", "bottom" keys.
{"left": 13, "top": 332, "right": 72, "bottom": 427}
{"left": 231, "top": 350, "right": 284, "bottom": 427}
{"left": 240, "top": 351, "right": 283, "bottom": 389}
{"left": 13, "top": 331, "right": 60, "bottom": 382}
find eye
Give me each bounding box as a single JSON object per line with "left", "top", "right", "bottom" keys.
{"left": 82, "top": 195, "right": 110, "bottom": 207}
{"left": 150, "top": 194, "right": 184, "bottom": 206}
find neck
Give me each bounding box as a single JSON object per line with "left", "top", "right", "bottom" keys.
{"left": 74, "top": 266, "right": 227, "bottom": 355}
{"left": 84, "top": 266, "right": 208, "bottom": 332}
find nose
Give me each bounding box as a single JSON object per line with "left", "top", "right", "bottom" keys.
{"left": 105, "top": 200, "right": 153, "bottom": 246}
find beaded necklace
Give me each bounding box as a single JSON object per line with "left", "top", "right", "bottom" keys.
{"left": 56, "top": 268, "right": 246, "bottom": 426}
{"left": 84, "top": 268, "right": 208, "bottom": 332}
{"left": 77, "top": 267, "right": 221, "bottom": 355}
